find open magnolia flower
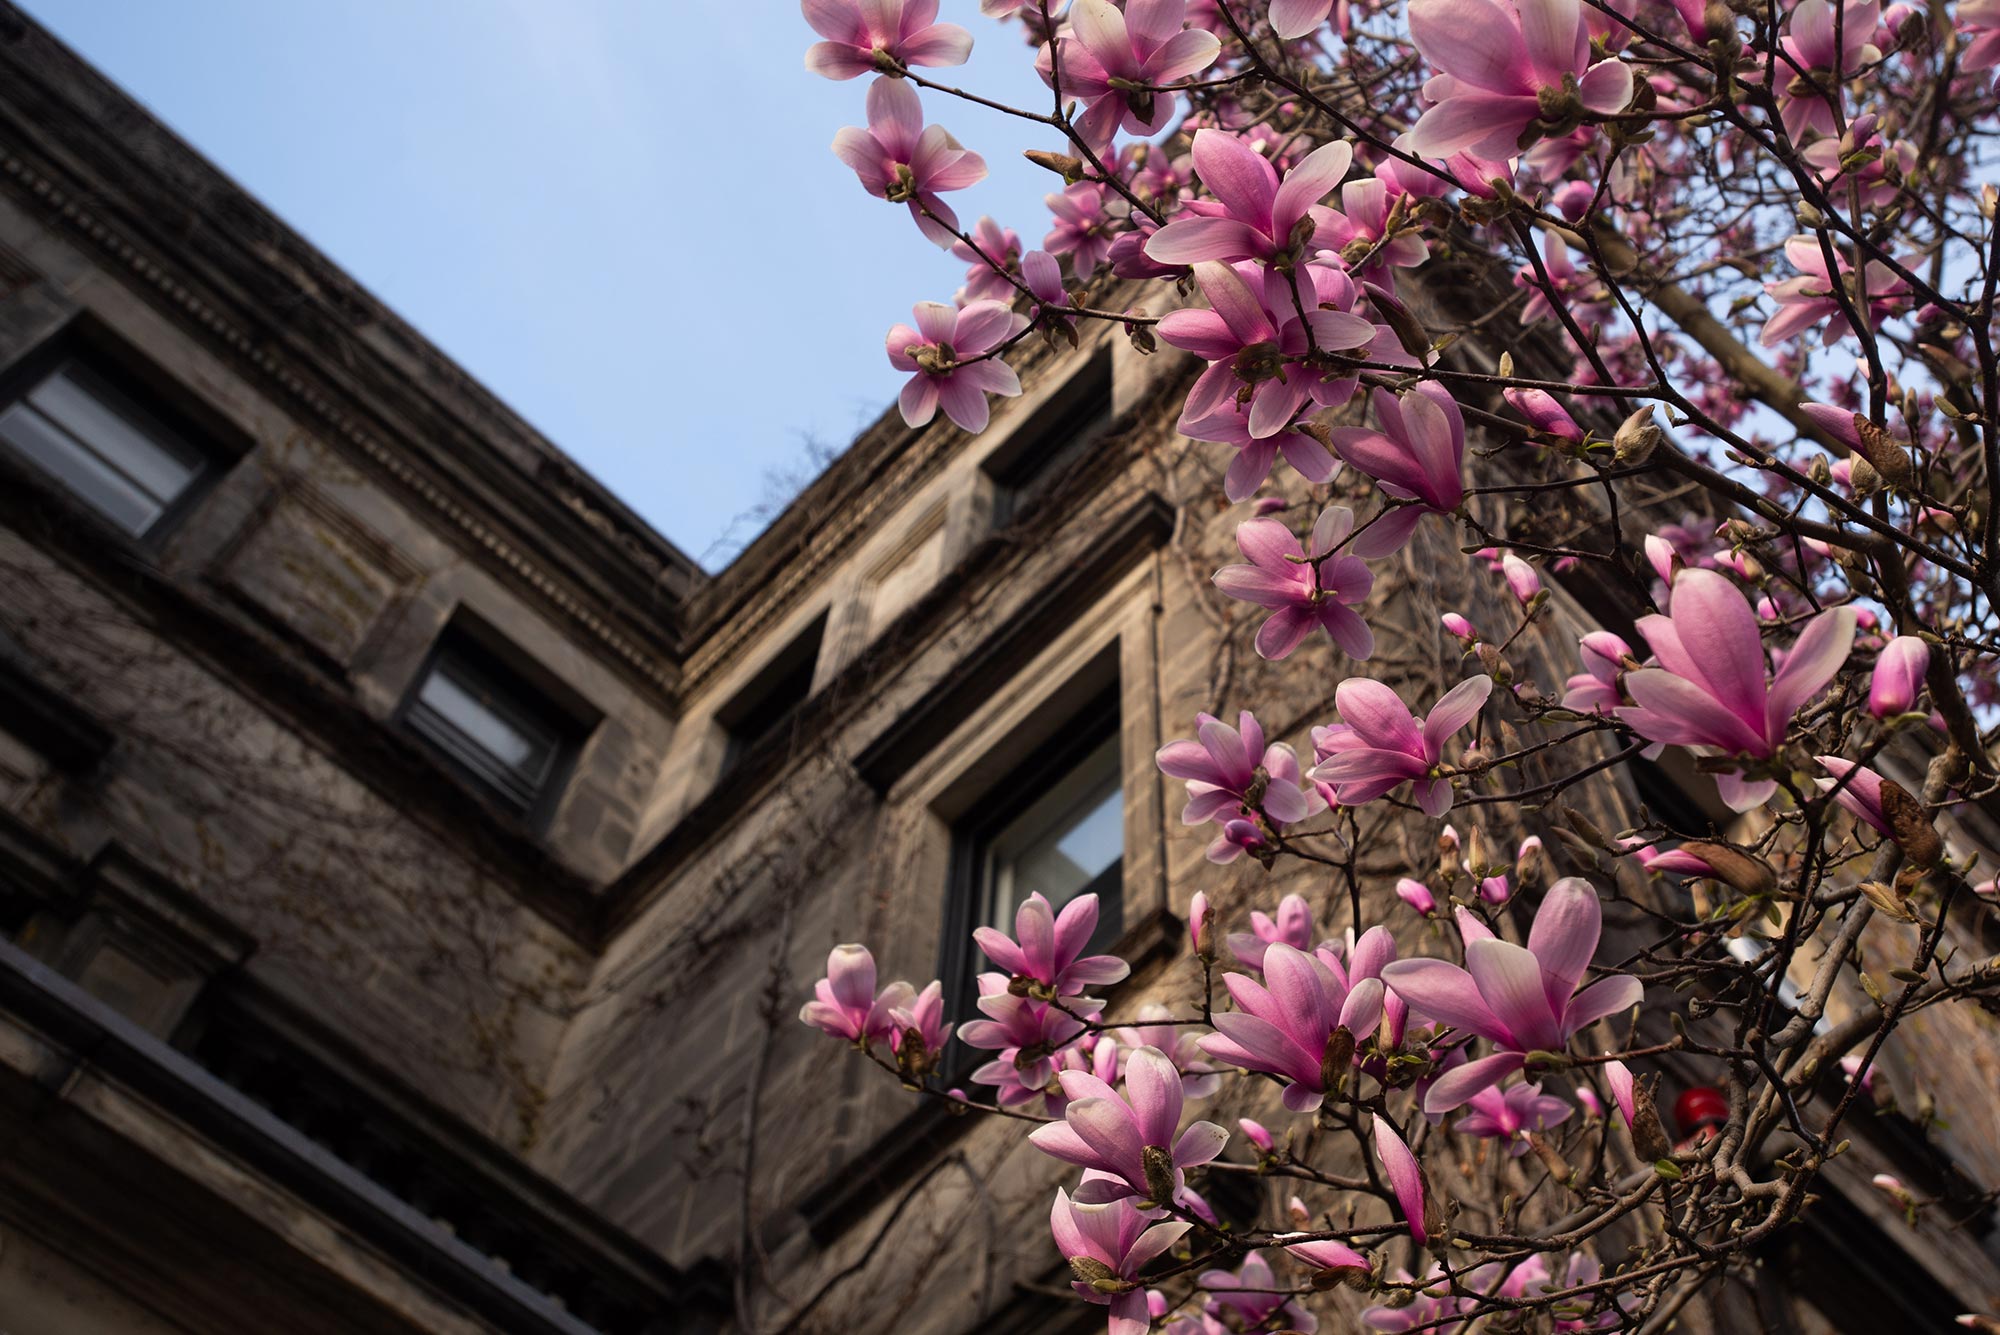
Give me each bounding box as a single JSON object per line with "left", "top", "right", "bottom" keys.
{"left": 1383, "top": 878, "right": 1642, "bottom": 1113}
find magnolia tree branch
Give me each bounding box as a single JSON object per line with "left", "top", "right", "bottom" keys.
{"left": 783, "top": 0, "right": 2000, "bottom": 1329}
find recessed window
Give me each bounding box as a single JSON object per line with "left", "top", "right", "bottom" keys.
{"left": 940, "top": 687, "right": 1124, "bottom": 1030}
{"left": 0, "top": 363, "right": 210, "bottom": 537}
{"left": 975, "top": 731, "right": 1123, "bottom": 936}
{"left": 405, "top": 634, "right": 576, "bottom": 812}
{"left": 979, "top": 348, "right": 1112, "bottom": 524}
{"left": 715, "top": 613, "right": 827, "bottom": 773}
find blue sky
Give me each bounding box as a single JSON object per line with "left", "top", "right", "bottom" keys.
{"left": 30, "top": 1, "right": 1055, "bottom": 568}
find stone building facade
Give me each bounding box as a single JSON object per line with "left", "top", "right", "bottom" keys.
{"left": 0, "top": 7, "right": 1997, "bottom": 1334}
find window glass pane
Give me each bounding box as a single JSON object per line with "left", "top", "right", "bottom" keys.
{"left": 416, "top": 661, "right": 555, "bottom": 781}
{"left": 984, "top": 733, "right": 1122, "bottom": 927}
{"left": 0, "top": 403, "right": 162, "bottom": 535}
{"left": 28, "top": 370, "right": 202, "bottom": 501}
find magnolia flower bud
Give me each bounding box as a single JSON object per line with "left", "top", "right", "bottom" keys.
{"left": 1396, "top": 877, "right": 1439, "bottom": 916}
{"left": 1516, "top": 835, "right": 1547, "bottom": 888}
{"left": 1870, "top": 635, "right": 1930, "bottom": 718}
{"left": 1613, "top": 407, "right": 1664, "bottom": 463}
{"left": 1189, "top": 890, "right": 1214, "bottom": 962}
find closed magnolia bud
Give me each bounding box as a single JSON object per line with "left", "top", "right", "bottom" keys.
{"left": 1854, "top": 415, "right": 1913, "bottom": 485}
{"left": 1850, "top": 454, "right": 1883, "bottom": 496}
{"left": 1516, "top": 835, "right": 1547, "bottom": 888}
{"left": 1613, "top": 407, "right": 1664, "bottom": 463}
{"left": 1466, "top": 826, "right": 1493, "bottom": 877}
{"left": 1025, "top": 148, "right": 1086, "bottom": 182}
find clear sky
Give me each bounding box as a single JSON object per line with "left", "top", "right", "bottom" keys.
{"left": 27, "top": 1, "right": 1055, "bottom": 569}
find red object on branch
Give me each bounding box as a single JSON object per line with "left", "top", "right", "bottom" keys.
{"left": 1674, "top": 1086, "right": 1730, "bottom": 1136}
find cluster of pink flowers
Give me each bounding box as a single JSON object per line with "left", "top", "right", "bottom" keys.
{"left": 789, "top": 0, "right": 1992, "bottom": 1327}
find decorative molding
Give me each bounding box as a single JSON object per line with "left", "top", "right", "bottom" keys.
{"left": 0, "top": 144, "right": 685, "bottom": 706}
{"left": 680, "top": 328, "right": 1097, "bottom": 695}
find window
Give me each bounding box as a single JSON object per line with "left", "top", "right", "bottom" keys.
{"left": 979, "top": 348, "right": 1112, "bottom": 524}
{"left": 0, "top": 362, "right": 210, "bottom": 537}
{"left": 404, "top": 632, "right": 577, "bottom": 812}
{"left": 715, "top": 613, "right": 827, "bottom": 773}
{"left": 974, "top": 731, "right": 1123, "bottom": 938}
{"left": 939, "top": 689, "right": 1124, "bottom": 1035}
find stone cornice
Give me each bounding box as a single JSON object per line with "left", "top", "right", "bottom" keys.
{"left": 0, "top": 8, "right": 694, "bottom": 706}
{"left": 679, "top": 323, "right": 1109, "bottom": 697}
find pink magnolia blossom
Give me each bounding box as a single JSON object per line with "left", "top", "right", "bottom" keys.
{"left": 799, "top": 944, "right": 915, "bottom": 1044}
{"left": 1213, "top": 506, "right": 1376, "bottom": 661}
{"left": 1800, "top": 115, "right": 1916, "bottom": 210}
{"left": 1281, "top": 1234, "right": 1370, "bottom": 1276}
{"left": 1815, "top": 755, "right": 1892, "bottom": 834}
{"left": 803, "top": 0, "right": 974, "bottom": 79}
{"left": 975, "top": 890, "right": 1132, "bottom": 994}
{"left": 1501, "top": 553, "right": 1542, "bottom": 605}
{"left": 1189, "top": 891, "right": 1213, "bottom": 959}
{"left": 1021, "top": 249, "right": 1075, "bottom": 333}
{"left": 1561, "top": 631, "right": 1635, "bottom": 715}
{"left": 1197, "top": 937, "right": 1390, "bottom": 1112}
{"left": 1179, "top": 402, "right": 1342, "bottom": 502}
{"left": 1628, "top": 841, "right": 1718, "bottom": 877}
{"left": 1514, "top": 233, "right": 1600, "bottom": 328}
{"left": 1374, "top": 1113, "right": 1430, "bottom": 1243}
{"left": 1200, "top": 1251, "right": 1320, "bottom": 1333}
{"left": 1453, "top": 1079, "right": 1573, "bottom": 1153}
{"left": 1045, "top": 183, "right": 1119, "bottom": 274}
{"left": 1397, "top": 877, "right": 1440, "bottom": 917}
{"left": 887, "top": 300, "right": 1030, "bottom": 432}
{"left": 1028, "top": 1046, "right": 1230, "bottom": 1207}
{"left": 1381, "top": 877, "right": 1645, "bottom": 1113}
{"left": 1319, "top": 174, "right": 1432, "bottom": 286}
{"left": 1038, "top": 0, "right": 1223, "bottom": 152}
{"left": 1269, "top": 0, "right": 1342, "bottom": 38}
{"left": 1618, "top": 569, "right": 1857, "bottom": 811}
{"left": 1311, "top": 674, "right": 1493, "bottom": 817}
{"left": 1604, "top": 1057, "right": 1637, "bottom": 1125}
{"left": 1159, "top": 260, "right": 1384, "bottom": 438}
{"left": 1238, "top": 1116, "right": 1274, "bottom": 1151}
{"left": 1144, "top": 131, "right": 1353, "bottom": 265}
{"left": 1504, "top": 386, "right": 1584, "bottom": 443}
{"left": 1961, "top": 0, "right": 2000, "bottom": 75}
{"left": 1047, "top": 1037, "right": 1125, "bottom": 1118}
{"left": 1157, "top": 710, "right": 1323, "bottom": 851}
{"left": 1050, "top": 1184, "right": 1192, "bottom": 1335}
{"left": 1227, "top": 892, "right": 1315, "bottom": 970}
{"left": 1774, "top": 0, "right": 1881, "bottom": 141}
{"left": 963, "top": 972, "right": 1103, "bottom": 1094}
{"left": 887, "top": 979, "right": 955, "bottom": 1076}
{"left": 1328, "top": 383, "right": 1468, "bottom": 557}
{"left": 952, "top": 215, "right": 1023, "bottom": 303}
{"left": 1405, "top": 0, "right": 1636, "bottom": 160}
{"left": 1760, "top": 235, "right": 1911, "bottom": 347}
{"left": 1870, "top": 634, "right": 1929, "bottom": 718}
{"left": 1117, "top": 1003, "right": 1223, "bottom": 1098}
{"left": 833, "top": 77, "right": 988, "bottom": 247}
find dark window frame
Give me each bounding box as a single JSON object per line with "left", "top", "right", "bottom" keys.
{"left": 936, "top": 682, "right": 1124, "bottom": 1078}
{"left": 713, "top": 611, "right": 828, "bottom": 776}
{"left": 0, "top": 342, "right": 234, "bottom": 545}
{"left": 397, "top": 625, "right": 589, "bottom": 825}
{"left": 979, "top": 347, "right": 1113, "bottom": 526}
